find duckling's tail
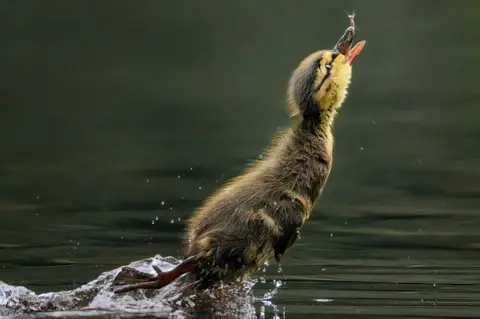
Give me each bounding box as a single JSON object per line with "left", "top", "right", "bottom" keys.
{"left": 113, "top": 256, "right": 197, "bottom": 294}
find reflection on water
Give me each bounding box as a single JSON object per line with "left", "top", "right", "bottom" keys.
{"left": 1, "top": 0, "right": 480, "bottom": 318}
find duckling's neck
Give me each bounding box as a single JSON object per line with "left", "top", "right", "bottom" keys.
{"left": 300, "top": 108, "right": 338, "bottom": 138}
{"left": 264, "top": 107, "right": 339, "bottom": 204}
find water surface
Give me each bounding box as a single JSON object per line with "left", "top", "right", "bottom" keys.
{"left": 1, "top": 1, "right": 479, "bottom": 318}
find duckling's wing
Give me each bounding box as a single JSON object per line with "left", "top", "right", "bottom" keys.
{"left": 273, "top": 212, "right": 304, "bottom": 264}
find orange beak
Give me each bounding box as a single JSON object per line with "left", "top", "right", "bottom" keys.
{"left": 346, "top": 40, "right": 366, "bottom": 65}
{"left": 332, "top": 15, "right": 366, "bottom": 65}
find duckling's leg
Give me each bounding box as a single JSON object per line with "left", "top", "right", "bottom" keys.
{"left": 113, "top": 256, "right": 197, "bottom": 294}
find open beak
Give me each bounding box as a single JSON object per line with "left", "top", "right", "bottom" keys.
{"left": 332, "top": 15, "right": 366, "bottom": 65}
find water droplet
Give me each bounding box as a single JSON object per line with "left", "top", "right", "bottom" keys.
{"left": 360, "top": 146, "right": 364, "bottom": 151}
{"left": 177, "top": 217, "right": 181, "bottom": 221}
{"left": 330, "top": 233, "right": 333, "bottom": 237}
{"left": 198, "top": 186, "right": 202, "bottom": 190}
{"left": 177, "top": 175, "right": 181, "bottom": 179}
{"left": 121, "top": 236, "right": 124, "bottom": 239}
{"left": 314, "top": 298, "right": 333, "bottom": 303}
{"left": 321, "top": 268, "right": 326, "bottom": 271}
{"left": 344, "top": 221, "right": 348, "bottom": 225}
{"left": 152, "top": 220, "right": 155, "bottom": 225}
{"left": 155, "top": 216, "right": 158, "bottom": 220}
{"left": 296, "top": 228, "right": 302, "bottom": 239}
{"left": 161, "top": 201, "right": 165, "bottom": 206}
{"left": 190, "top": 167, "right": 193, "bottom": 171}
{"left": 146, "top": 179, "right": 149, "bottom": 183}
{"left": 36, "top": 196, "right": 40, "bottom": 200}
{"left": 170, "top": 219, "right": 174, "bottom": 223}
{"left": 258, "top": 154, "right": 263, "bottom": 159}
{"left": 169, "top": 206, "right": 173, "bottom": 210}
{"left": 433, "top": 283, "right": 436, "bottom": 287}
{"left": 260, "top": 305, "right": 266, "bottom": 319}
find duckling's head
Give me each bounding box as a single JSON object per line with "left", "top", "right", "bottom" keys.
{"left": 288, "top": 16, "right": 366, "bottom": 119}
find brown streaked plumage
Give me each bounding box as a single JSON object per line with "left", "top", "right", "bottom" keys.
{"left": 114, "top": 15, "right": 366, "bottom": 295}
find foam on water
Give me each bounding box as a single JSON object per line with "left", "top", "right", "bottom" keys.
{"left": 0, "top": 255, "right": 262, "bottom": 318}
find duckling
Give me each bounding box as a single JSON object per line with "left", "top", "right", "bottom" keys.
{"left": 114, "top": 15, "right": 366, "bottom": 294}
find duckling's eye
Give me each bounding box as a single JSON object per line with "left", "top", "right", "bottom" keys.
{"left": 325, "top": 64, "right": 332, "bottom": 71}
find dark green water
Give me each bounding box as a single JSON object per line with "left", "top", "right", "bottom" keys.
{"left": 1, "top": 0, "right": 480, "bottom": 318}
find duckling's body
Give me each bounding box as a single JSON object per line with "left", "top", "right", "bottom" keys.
{"left": 185, "top": 120, "right": 332, "bottom": 287}
{"left": 114, "top": 15, "right": 366, "bottom": 294}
